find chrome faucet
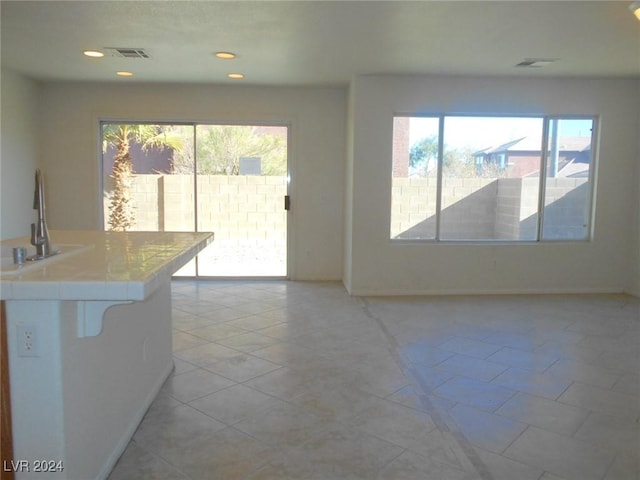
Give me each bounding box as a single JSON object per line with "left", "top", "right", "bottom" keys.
{"left": 29, "top": 168, "right": 52, "bottom": 259}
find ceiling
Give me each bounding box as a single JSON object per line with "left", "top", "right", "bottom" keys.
{"left": 2, "top": 1, "right": 639, "bottom": 86}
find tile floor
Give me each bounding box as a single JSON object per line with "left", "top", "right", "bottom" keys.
{"left": 109, "top": 281, "right": 639, "bottom": 480}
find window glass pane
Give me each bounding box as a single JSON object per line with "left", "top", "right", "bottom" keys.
{"left": 101, "top": 123, "right": 197, "bottom": 275}
{"left": 194, "top": 125, "right": 288, "bottom": 276}
{"left": 102, "top": 123, "right": 194, "bottom": 233}
{"left": 390, "top": 116, "right": 440, "bottom": 240}
{"left": 440, "top": 116, "right": 543, "bottom": 241}
{"left": 542, "top": 118, "right": 594, "bottom": 240}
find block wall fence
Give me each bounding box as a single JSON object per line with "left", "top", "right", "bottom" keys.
{"left": 391, "top": 177, "right": 589, "bottom": 240}
{"left": 104, "top": 174, "right": 587, "bottom": 241}
{"left": 103, "top": 175, "right": 287, "bottom": 242}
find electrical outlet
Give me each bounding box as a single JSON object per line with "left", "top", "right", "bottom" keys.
{"left": 17, "top": 324, "right": 40, "bottom": 357}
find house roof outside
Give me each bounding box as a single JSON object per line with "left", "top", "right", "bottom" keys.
{"left": 477, "top": 136, "right": 591, "bottom": 156}
{"left": 475, "top": 136, "right": 592, "bottom": 178}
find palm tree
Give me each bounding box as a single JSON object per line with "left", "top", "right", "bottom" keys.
{"left": 103, "top": 124, "right": 183, "bottom": 231}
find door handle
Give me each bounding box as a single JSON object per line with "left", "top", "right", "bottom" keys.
{"left": 284, "top": 195, "right": 291, "bottom": 211}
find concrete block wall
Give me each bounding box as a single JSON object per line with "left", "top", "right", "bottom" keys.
{"left": 440, "top": 178, "right": 496, "bottom": 239}
{"left": 104, "top": 174, "right": 287, "bottom": 241}
{"left": 391, "top": 176, "right": 588, "bottom": 240}
{"left": 541, "top": 178, "right": 589, "bottom": 239}
{"left": 106, "top": 174, "right": 585, "bottom": 242}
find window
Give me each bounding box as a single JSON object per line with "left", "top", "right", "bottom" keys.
{"left": 391, "top": 115, "right": 596, "bottom": 242}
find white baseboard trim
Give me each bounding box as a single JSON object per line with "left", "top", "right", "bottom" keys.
{"left": 348, "top": 286, "right": 626, "bottom": 297}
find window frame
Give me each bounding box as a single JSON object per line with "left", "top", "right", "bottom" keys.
{"left": 390, "top": 113, "right": 598, "bottom": 244}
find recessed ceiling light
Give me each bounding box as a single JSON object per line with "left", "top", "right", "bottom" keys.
{"left": 83, "top": 50, "right": 104, "bottom": 58}
{"left": 215, "top": 52, "right": 236, "bottom": 60}
{"left": 116, "top": 71, "right": 134, "bottom": 77}
{"left": 630, "top": 1, "right": 640, "bottom": 20}
{"left": 227, "top": 73, "right": 244, "bottom": 79}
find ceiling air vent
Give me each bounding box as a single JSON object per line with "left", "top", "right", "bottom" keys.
{"left": 515, "top": 58, "right": 557, "bottom": 68}
{"left": 105, "top": 48, "right": 150, "bottom": 59}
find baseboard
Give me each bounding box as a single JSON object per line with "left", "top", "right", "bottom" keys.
{"left": 348, "top": 286, "right": 626, "bottom": 297}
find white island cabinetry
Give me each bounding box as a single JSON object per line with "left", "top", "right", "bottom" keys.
{"left": 0, "top": 230, "right": 213, "bottom": 480}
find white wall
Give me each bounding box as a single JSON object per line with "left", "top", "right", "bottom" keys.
{"left": 632, "top": 81, "right": 640, "bottom": 297}
{"left": 345, "top": 75, "right": 640, "bottom": 295}
{"left": 37, "top": 82, "right": 346, "bottom": 280}
{"left": 1, "top": 69, "right": 39, "bottom": 240}
{"left": 6, "top": 74, "right": 639, "bottom": 294}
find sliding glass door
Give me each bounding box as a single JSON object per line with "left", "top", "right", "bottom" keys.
{"left": 101, "top": 122, "right": 289, "bottom": 277}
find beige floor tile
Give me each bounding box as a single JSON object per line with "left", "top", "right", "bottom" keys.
{"left": 291, "top": 381, "right": 382, "bottom": 422}
{"left": 197, "top": 306, "right": 252, "bottom": 323}
{"left": 412, "top": 364, "right": 456, "bottom": 390}
{"left": 202, "top": 352, "right": 283, "bottom": 382}
{"left": 434, "top": 376, "right": 516, "bottom": 411}
{"left": 437, "top": 336, "right": 503, "bottom": 359}
{"left": 573, "top": 411, "right": 640, "bottom": 456}
{"left": 611, "top": 372, "right": 640, "bottom": 396}
{"left": 288, "top": 423, "right": 405, "bottom": 479}
{"left": 495, "top": 392, "right": 589, "bottom": 436}
{"left": 474, "top": 447, "right": 543, "bottom": 480}
{"left": 167, "top": 427, "right": 277, "bottom": 480}
{"left": 243, "top": 455, "right": 314, "bottom": 480}
{"left": 546, "top": 358, "right": 621, "bottom": 389}
{"left": 340, "top": 357, "right": 410, "bottom": 397}
{"left": 233, "top": 402, "right": 331, "bottom": 449}
{"left": 491, "top": 367, "right": 572, "bottom": 399}
{"left": 255, "top": 321, "right": 323, "bottom": 340}
{"left": 143, "top": 391, "right": 181, "bottom": 418}
{"left": 215, "top": 331, "right": 281, "bottom": 353}
{"left": 250, "top": 341, "right": 328, "bottom": 367}
{"left": 186, "top": 323, "right": 247, "bottom": 341}
{"left": 172, "top": 313, "right": 217, "bottom": 332}
{"left": 172, "top": 330, "right": 210, "bottom": 351}
{"left": 504, "top": 426, "right": 616, "bottom": 480}
{"left": 558, "top": 382, "right": 640, "bottom": 418}
{"left": 448, "top": 404, "right": 528, "bottom": 454}
{"left": 434, "top": 353, "right": 509, "bottom": 382}
{"left": 171, "top": 356, "right": 199, "bottom": 375}
{"left": 189, "top": 384, "right": 286, "bottom": 425}
{"left": 483, "top": 331, "right": 545, "bottom": 351}
{"left": 399, "top": 340, "right": 456, "bottom": 365}
{"left": 604, "top": 453, "right": 640, "bottom": 480}
{"left": 378, "top": 450, "right": 474, "bottom": 480}
{"left": 387, "top": 384, "right": 457, "bottom": 413}
{"left": 539, "top": 473, "right": 570, "bottom": 480}
{"left": 244, "top": 365, "right": 336, "bottom": 400}
{"left": 133, "top": 404, "right": 227, "bottom": 455}
{"left": 108, "top": 441, "right": 189, "bottom": 480}
{"left": 173, "top": 342, "right": 243, "bottom": 365}
{"left": 487, "top": 347, "right": 559, "bottom": 372}
{"left": 345, "top": 397, "right": 436, "bottom": 446}
{"left": 161, "top": 368, "right": 236, "bottom": 403}
{"left": 224, "top": 314, "right": 285, "bottom": 331}
{"left": 109, "top": 283, "right": 640, "bottom": 479}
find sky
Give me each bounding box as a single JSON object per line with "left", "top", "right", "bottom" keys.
{"left": 409, "top": 116, "right": 593, "bottom": 150}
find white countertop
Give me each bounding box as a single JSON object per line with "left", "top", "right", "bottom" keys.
{"left": 0, "top": 230, "right": 213, "bottom": 301}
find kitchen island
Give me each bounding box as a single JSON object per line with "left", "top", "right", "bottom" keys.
{"left": 0, "top": 230, "right": 213, "bottom": 480}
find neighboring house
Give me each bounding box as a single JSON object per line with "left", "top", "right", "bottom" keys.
{"left": 474, "top": 136, "right": 591, "bottom": 178}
